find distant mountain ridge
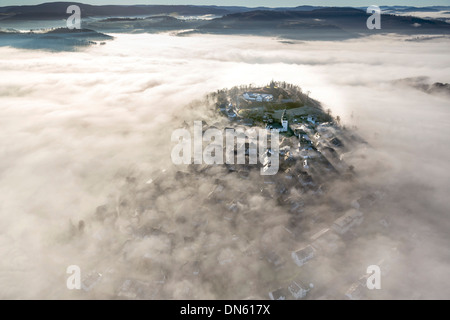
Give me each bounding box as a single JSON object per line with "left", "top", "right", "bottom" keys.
{"left": 1, "top": 2, "right": 450, "bottom": 20}
{"left": 0, "top": 2, "right": 319, "bottom": 19}
{"left": 1, "top": 3, "right": 450, "bottom": 43}
{"left": 0, "top": 27, "right": 112, "bottom": 51}
{"left": 193, "top": 7, "right": 450, "bottom": 40}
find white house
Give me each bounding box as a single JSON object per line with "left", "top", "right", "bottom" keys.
{"left": 242, "top": 92, "right": 253, "bottom": 101}
{"left": 332, "top": 209, "right": 364, "bottom": 235}
{"left": 81, "top": 271, "right": 102, "bottom": 292}
{"left": 242, "top": 92, "right": 273, "bottom": 102}
{"left": 265, "top": 123, "right": 284, "bottom": 132}
{"left": 288, "top": 279, "right": 313, "bottom": 299}
{"left": 291, "top": 244, "right": 315, "bottom": 267}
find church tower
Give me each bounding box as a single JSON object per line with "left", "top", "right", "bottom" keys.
{"left": 281, "top": 109, "right": 288, "bottom": 132}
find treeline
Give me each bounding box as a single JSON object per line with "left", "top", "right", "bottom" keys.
{"left": 209, "top": 81, "right": 323, "bottom": 109}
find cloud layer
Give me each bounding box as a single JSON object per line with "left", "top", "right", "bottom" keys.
{"left": 0, "top": 33, "right": 449, "bottom": 299}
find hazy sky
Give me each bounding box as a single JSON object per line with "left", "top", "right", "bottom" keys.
{"left": 1, "top": 1, "right": 450, "bottom": 8}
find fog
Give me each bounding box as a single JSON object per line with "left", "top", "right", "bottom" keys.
{"left": 0, "top": 33, "right": 449, "bottom": 299}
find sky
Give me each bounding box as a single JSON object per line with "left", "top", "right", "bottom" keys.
{"left": 1, "top": 0, "right": 450, "bottom": 8}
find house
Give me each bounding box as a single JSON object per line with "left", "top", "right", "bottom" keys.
{"left": 288, "top": 279, "right": 313, "bottom": 299}
{"left": 289, "top": 124, "right": 306, "bottom": 136}
{"left": 290, "top": 124, "right": 312, "bottom": 146}
{"left": 345, "top": 275, "right": 369, "bottom": 300}
{"left": 291, "top": 244, "right": 315, "bottom": 267}
{"left": 330, "top": 137, "right": 343, "bottom": 147}
{"left": 269, "top": 287, "right": 289, "bottom": 300}
{"left": 243, "top": 92, "right": 273, "bottom": 102}
{"left": 81, "top": 271, "right": 103, "bottom": 292}
{"left": 243, "top": 92, "right": 253, "bottom": 101}
{"left": 332, "top": 209, "right": 364, "bottom": 235}
{"left": 266, "top": 123, "right": 284, "bottom": 132}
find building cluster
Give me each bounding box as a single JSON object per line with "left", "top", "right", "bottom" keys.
{"left": 242, "top": 92, "right": 274, "bottom": 102}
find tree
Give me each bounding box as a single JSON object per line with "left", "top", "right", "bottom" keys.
{"left": 270, "top": 80, "right": 276, "bottom": 89}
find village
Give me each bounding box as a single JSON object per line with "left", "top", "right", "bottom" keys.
{"left": 215, "top": 82, "right": 352, "bottom": 176}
